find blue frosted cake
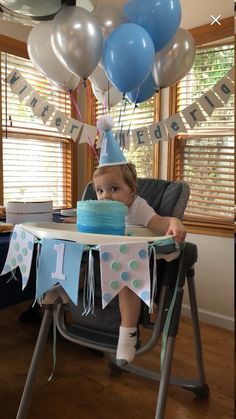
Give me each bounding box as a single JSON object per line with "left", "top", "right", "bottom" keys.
{"left": 77, "top": 200, "right": 127, "bottom": 235}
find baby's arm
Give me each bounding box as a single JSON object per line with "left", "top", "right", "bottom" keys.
{"left": 147, "top": 215, "right": 186, "bottom": 243}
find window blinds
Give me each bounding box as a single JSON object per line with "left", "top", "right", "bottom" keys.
{"left": 1, "top": 52, "right": 72, "bottom": 207}
{"left": 175, "top": 44, "right": 234, "bottom": 227}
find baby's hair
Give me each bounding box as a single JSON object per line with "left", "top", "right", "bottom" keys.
{"left": 93, "top": 163, "right": 137, "bottom": 190}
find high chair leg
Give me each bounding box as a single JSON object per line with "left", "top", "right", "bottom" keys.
{"left": 16, "top": 305, "right": 54, "bottom": 419}
{"left": 185, "top": 273, "right": 209, "bottom": 397}
{"left": 155, "top": 336, "right": 176, "bottom": 419}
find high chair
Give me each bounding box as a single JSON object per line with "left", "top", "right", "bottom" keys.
{"left": 16, "top": 178, "right": 209, "bottom": 419}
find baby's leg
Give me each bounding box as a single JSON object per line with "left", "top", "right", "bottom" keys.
{"left": 116, "top": 287, "right": 141, "bottom": 366}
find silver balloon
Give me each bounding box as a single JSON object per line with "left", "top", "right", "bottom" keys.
{"left": 52, "top": 6, "right": 103, "bottom": 79}
{"left": 92, "top": 3, "right": 127, "bottom": 39}
{"left": 0, "top": 0, "right": 62, "bottom": 18}
{"left": 152, "top": 28, "right": 196, "bottom": 89}
{"left": 27, "top": 21, "right": 80, "bottom": 92}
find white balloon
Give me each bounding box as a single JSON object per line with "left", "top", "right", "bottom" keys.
{"left": 91, "top": 83, "right": 123, "bottom": 108}
{"left": 27, "top": 21, "right": 80, "bottom": 92}
{"left": 89, "top": 63, "right": 110, "bottom": 92}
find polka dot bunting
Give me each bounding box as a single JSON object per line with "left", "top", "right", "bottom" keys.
{"left": 1, "top": 225, "right": 35, "bottom": 289}
{"left": 119, "top": 244, "right": 129, "bottom": 254}
{"left": 129, "top": 260, "right": 139, "bottom": 270}
{"left": 138, "top": 249, "right": 148, "bottom": 259}
{"left": 99, "top": 241, "right": 151, "bottom": 309}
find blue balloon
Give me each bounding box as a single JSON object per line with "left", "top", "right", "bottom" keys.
{"left": 126, "top": 73, "right": 158, "bottom": 104}
{"left": 123, "top": 0, "right": 181, "bottom": 52}
{"left": 102, "top": 23, "right": 155, "bottom": 93}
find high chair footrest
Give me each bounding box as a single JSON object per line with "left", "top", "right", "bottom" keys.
{"left": 66, "top": 323, "right": 119, "bottom": 349}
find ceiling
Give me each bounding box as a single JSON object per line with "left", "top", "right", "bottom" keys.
{"left": 98, "top": 0, "right": 233, "bottom": 29}
{"left": 0, "top": 0, "right": 233, "bottom": 41}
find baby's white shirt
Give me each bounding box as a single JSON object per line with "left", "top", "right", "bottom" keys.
{"left": 125, "top": 195, "right": 156, "bottom": 228}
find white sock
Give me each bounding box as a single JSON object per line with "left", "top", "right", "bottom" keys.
{"left": 116, "top": 326, "right": 138, "bottom": 365}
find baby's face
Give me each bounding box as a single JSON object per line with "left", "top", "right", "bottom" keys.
{"left": 93, "top": 166, "right": 135, "bottom": 207}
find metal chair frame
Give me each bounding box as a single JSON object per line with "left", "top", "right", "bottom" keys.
{"left": 16, "top": 179, "right": 210, "bottom": 419}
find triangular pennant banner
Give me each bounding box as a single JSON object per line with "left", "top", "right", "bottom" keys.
{"left": 36, "top": 239, "right": 84, "bottom": 305}
{"left": 99, "top": 241, "right": 150, "bottom": 309}
{"left": 0, "top": 225, "right": 35, "bottom": 289}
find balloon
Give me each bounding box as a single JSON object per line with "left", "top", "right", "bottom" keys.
{"left": 92, "top": 3, "right": 127, "bottom": 39}
{"left": 126, "top": 73, "right": 158, "bottom": 104}
{"left": 123, "top": 0, "right": 181, "bottom": 52}
{"left": 52, "top": 6, "right": 103, "bottom": 79}
{"left": 0, "top": 0, "right": 61, "bottom": 19}
{"left": 91, "top": 83, "right": 123, "bottom": 108}
{"left": 27, "top": 21, "right": 80, "bottom": 92}
{"left": 89, "top": 63, "right": 110, "bottom": 92}
{"left": 103, "top": 23, "right": 155, "bottom": 93}
{"left": 47, "top": 76, "right": 80, "bottom": 92}
{"left": 152, "top": 28, "right": 196, "bottom": 89}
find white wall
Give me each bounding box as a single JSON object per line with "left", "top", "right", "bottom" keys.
{"left": 182, "top": 234, "right": 234, "bottom": 330}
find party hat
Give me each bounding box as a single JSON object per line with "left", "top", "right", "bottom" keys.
{"left": 97, "top": 115, "right": 127, "bottom": 167}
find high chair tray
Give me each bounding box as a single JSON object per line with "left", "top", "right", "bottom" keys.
{"left": 20, "top": 222, "right": 176, "bottom": 251}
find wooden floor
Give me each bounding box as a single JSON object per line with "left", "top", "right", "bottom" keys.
{"left": 0, "top": 301, "right": 234, "bottom": 419}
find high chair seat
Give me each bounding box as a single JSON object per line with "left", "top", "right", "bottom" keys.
{"left": 16, "top": 178, "right": 209, "bottom": 419}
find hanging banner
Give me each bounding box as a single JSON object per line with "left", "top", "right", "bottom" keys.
{"left": 148, "top": 121, "right": 169, "bottom": 142}
{"left": 0, "top": 225, "right": 35, "bottom": 289}
{"left": 64, "top": 118, "right": 83, "bottom": 142}
{"left": 13, "top": 79, "right": 33, "bottom": 102}
{"left": 115, "top": 130, "right": 130, "bottom": 151}
{"left": 5, "top": 66, "right": 234, "bottom": 145}
{"left": 34, "top": 101, "right": 56, "bottom": 123}
{"left": 212, "top": 76, "right": 234, "bottom": 104}
{"left": 197, "top": 89, "right": 223, "bottom": 117}
{"left": 36, "top": 239, "right": 84, "bottom": 305}
{"left": 132, "top": 127, "right": 150, "bottom": 149}
{"left": 164, "top": 113, "right": 188, "bottom": 139}
{"left": 181, "top": 102, "right": 206, "bottom": 129}
{"left": 99, "top": 242, "right": 151, "bottom": 309}
{"left": 50, "top": 110, "right": 68, "bottom": 133}
{"left": 79, "top": 123, "right": 97, "bottom": 145}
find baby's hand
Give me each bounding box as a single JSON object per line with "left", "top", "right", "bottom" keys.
{"left": 165, "top": 218, "right": 186, "bottom": 243}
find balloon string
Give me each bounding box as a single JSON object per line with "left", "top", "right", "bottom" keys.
{"left": 127, "top": 86, "right": 140, "bottom": 137}
{"left": 69, "top": 89, "right": 99, "bottom": 163}
{"left": 106, "top": 80, "right": 111, "bottom": 112}
{"left": 86, "top": 84, "right": 100, "bottom": 155}
{"left": 118, "top": 97, "right": 127, "bottom": 139}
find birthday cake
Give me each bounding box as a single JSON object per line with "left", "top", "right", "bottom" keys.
{"left": 77, "top": 200, "right": 127, "bottom": 235}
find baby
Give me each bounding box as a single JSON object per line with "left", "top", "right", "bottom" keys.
{"left": 93, "top": 162, "right": 186, "bottom": 366}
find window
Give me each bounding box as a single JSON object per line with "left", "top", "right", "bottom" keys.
{"left": 171, "top": 41, "right": 234, "bottom": 237}
{"left": 0, "top": 40, "right": 74, "bottom": 208}
{"left": 93, "top": 92, "right": 160, "bottom": 178}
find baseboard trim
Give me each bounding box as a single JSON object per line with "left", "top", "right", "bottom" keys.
{"left": 181, "top": 304, "right": 234, "bottom": 331}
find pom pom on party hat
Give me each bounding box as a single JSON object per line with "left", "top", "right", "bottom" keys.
{"left": 97, "top": 115, "right": 127, "bottom": 167}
